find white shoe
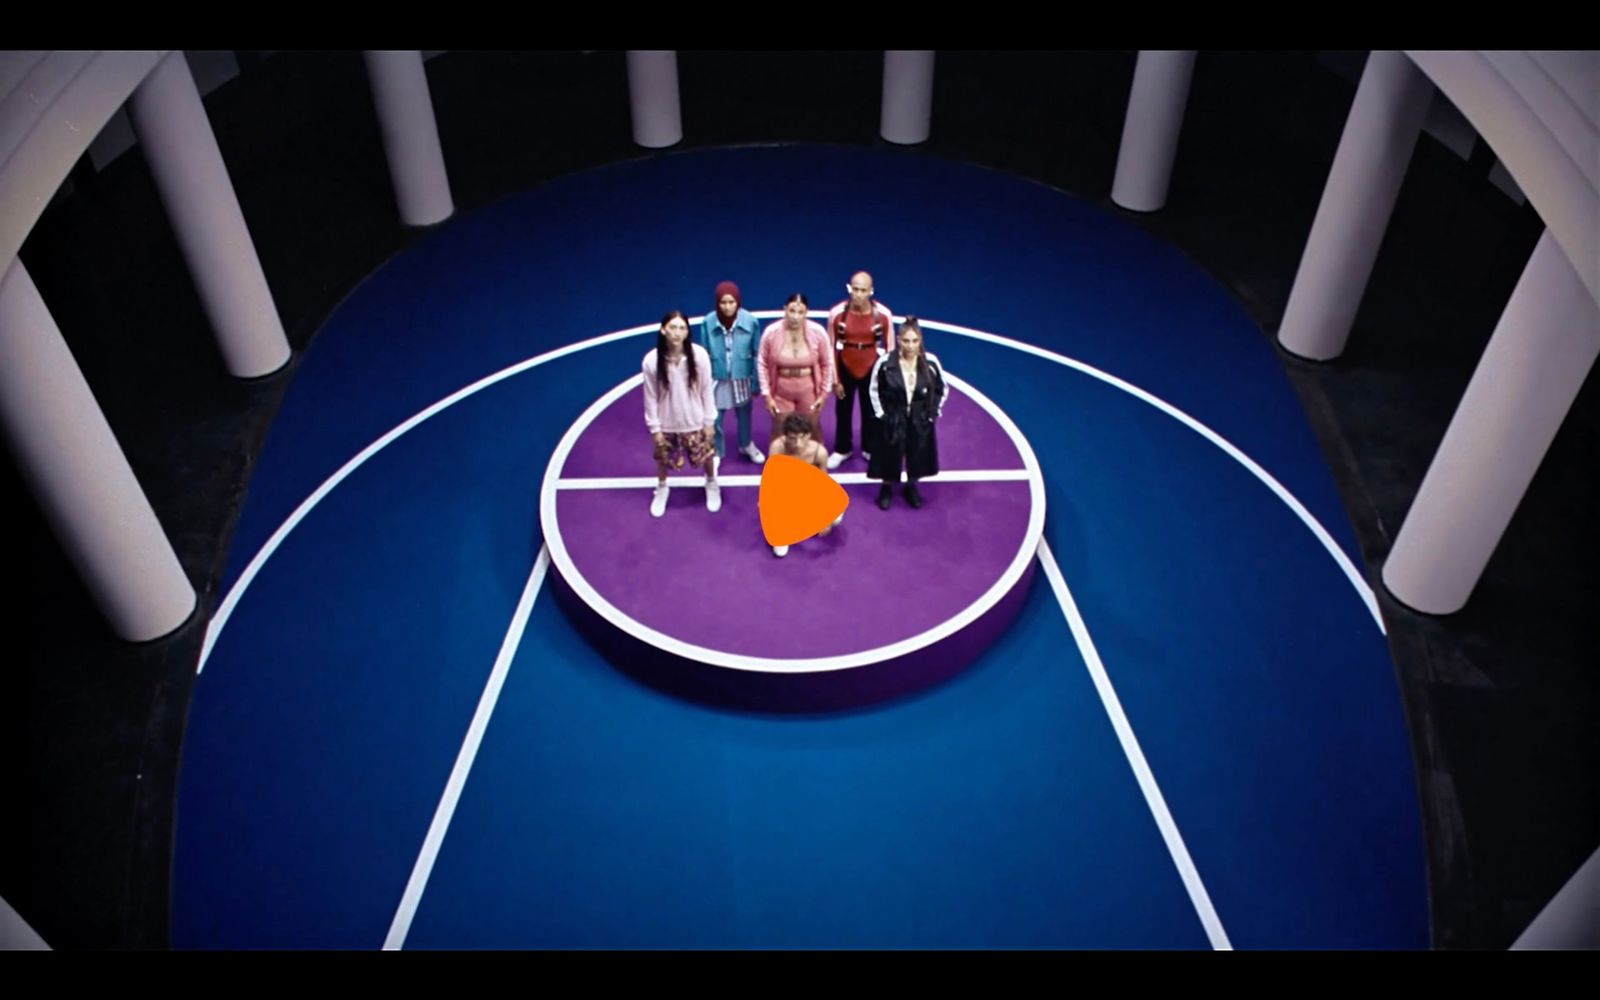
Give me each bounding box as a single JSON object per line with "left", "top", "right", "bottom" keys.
{"left": 773, "top": 545, "right": 789, "bottom": 558}
{"left": 741, "top": 443, "right": 766, "bottom": 464}
{"left": 650, "top": 485, "right": 670, "bottom": 517}
{"left": 826, "top": 451, "right": 848, "bottom": 470}
{"left": 705, "top": 482, "right": 721, "bottom": 513}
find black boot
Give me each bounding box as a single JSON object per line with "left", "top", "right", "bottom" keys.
{"left": 876, "top": 483, "right": 893, "bottom": 510}
{"left": 904, "top": 481, "right": 923, "bottom": 509}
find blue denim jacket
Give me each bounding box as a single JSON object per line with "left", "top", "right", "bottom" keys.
{"left": 697, "top": 308, "right": 764, "bottom": 389}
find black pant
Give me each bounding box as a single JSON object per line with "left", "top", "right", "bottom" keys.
{"left": 833, "top": 364, "right": 880, "bottom": 456}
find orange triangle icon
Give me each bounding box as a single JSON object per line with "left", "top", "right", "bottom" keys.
{"left": 758, "top": 454, "right": 850, "bottom": 547}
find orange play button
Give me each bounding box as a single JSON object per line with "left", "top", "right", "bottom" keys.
{"left": 759, "top": 454, "right": 850, "bottom": 547}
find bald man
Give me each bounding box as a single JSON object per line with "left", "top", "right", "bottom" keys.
{"left": 825, "top": 270, "right": 895, "bottom": 470}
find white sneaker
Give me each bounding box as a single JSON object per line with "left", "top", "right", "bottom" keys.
{"left": 705, "top": 482, "right": 722, "bottom": 513}
{"left": 773, "top": 545, "right": 789, "bottom": 558}
{"left": 741, "top": 443, "right": 766, "bottom": 464}
{"left": 650, "top": 485, "right": 670, "bottom": 517}
{"left": 827, "top": 451, "right": 848, "bottom": 470}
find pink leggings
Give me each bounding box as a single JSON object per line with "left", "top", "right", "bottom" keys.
{"left": 771, "top": 375, "right": 824, "bottom": 443}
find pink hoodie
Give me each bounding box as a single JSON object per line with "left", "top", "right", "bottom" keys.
{"left": 756, "top": 320, "right": 835, "bottom": 400}
{"left": 642, "top": 344, "right": 717, "bottom": 434}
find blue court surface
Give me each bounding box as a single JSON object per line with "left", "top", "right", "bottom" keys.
{"left": 172, "top": 146, "right": 1426, "bottom": 949}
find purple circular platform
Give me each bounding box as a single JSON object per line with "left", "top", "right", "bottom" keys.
{"left": 540, "top": 369, "right": 1045, "bottom": 711}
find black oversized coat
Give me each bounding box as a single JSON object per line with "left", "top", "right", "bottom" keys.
{"left": 868, "top": 352, "right": 948, "bottom": 482}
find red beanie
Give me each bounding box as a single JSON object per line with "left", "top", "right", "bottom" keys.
{"left": 713, "top": 283, "right": 742, "bottom": 329}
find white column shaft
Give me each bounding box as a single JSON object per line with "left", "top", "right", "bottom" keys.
{"left": 1383, "top": 230, "right": 1600, "bottom": 614}
{"left": 1278, "top": 51, "right": 1433, "bottom": 361}
{"left": 1111, "top": 51, "right": 1197, "bottom": 212}
{"left": 363, "top": 50, "right": 455, "bottom": 227}
{"left": 127, "top": 51, "right": 290, "bottom": 378}
{"left": 881, "top": 51, "right": 936, "bottom": 145}
{"left": 626, "top": 51, "right": 682, "bottom": 149}
{"left": 0, "top": 260, "right": 195, "bottom": 641}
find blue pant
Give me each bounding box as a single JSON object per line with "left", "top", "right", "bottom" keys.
{"left": 712, "top": 401, "right": 754, "bottom": 457}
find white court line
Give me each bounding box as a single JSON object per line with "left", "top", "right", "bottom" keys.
{"left": 553, "top": 469, "right": 1034, "bottom": 490}
{"left": 916, "top": 318, "right": 1384, "bottom": 633}
{"left": 382, "top": 547, "right": 550, "bottom": 951}
{"left": 202, "top": 312, "right": 1381, "bottom": 672}
{"left": 538, "top": 372, "right": 1047, "bottom": 674}
{"left": 1037, "top": 539, "right": 1233, "bottom": 951}
{"left": 198, "top": 323, "right": 656, "bottom": 673}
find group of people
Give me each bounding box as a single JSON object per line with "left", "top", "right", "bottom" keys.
{"left": 640, "top": 272, "right": 949, "bottom": 555}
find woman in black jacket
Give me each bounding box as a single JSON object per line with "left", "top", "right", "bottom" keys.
{"left": 868, "top": 317, "right": 949, "bottom": 509}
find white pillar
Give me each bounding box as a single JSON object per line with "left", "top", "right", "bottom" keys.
{"left": 1110, "top": 51, "right": 1197, "bottom": 212}
{"left": 626, "top": 51, "right": 682, "bottom": 149}
{"left": 1382, "top": 230, "right": 1600, "bottom": 615}
{"left": 881, "top": 51, "right": 936, "bottom": 145}
{"left": 0, "top": 260, "right": 196, "bottom": 642}
{"left": 1512, "top": 843, "right": 1600, "bottom": 950}
{"left": 1277, "top": 50, "right": 1433, "bottom": 361}
{"left": 363, "top": 51, "right": 455, "bottom": 227}
{"left": 0, "top": 892, "right": 49, "bottom": 950}
{"left": 127, "top": 50, "right": 291, "bottom": 378}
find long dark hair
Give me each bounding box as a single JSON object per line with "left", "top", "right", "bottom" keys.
{"left": 655, "top": 310, "right": 699, "bottom": 389}
{"left": 898, "top": 315, "right": 934, "bottom": 392}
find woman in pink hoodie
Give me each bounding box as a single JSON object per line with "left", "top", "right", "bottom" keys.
{"left": 642, "top": 310, "right": 720, "bottom": 517}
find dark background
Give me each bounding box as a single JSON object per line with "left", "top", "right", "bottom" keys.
{"left": 3, "top": 49, "right": 1594, "bottom": 950}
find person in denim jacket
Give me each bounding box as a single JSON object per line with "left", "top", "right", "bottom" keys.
{"left": 698, "top": 280, "right": 766, "bottom": 465}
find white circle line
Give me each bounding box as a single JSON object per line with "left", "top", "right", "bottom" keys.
{"left": 200, "top": 313, "right": 1381, "bottom": 672}
{"left": 198, "top": 322, "right": 658, "bottom": 672}
{"left": 908, "top": 317, "right": 1384, "bottom": 633}
{"left": 554, "top": 470, "right": 1034, "bottom": 489}
{"left": 538, "top": 373, "right": 1047, "bottom": 674}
